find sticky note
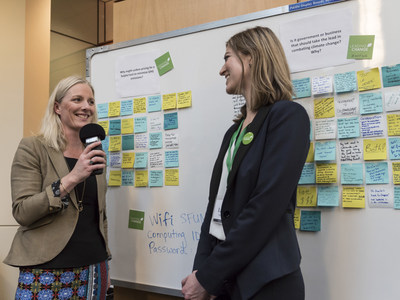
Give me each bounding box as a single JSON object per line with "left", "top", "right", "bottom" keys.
{"left": 134, "top": 152, "right": 148, "bottom": 169}
{"left": 312, "top": 76, "right": 333, "bottom": 95}
{"left": 337, "top": 117, "right": 360, "bottom": 139}
{"left": 334, "top": 71, "right": 357, "bottom": 93}
{"left": 101, "top": 136, "right": 109, "bottom": 155}
{"left": 121, "top": 118, "right": 134, "bottom": 135}
{"left": 135, "top": 170, "right": 148, "bottom": 187}
{"left": 122, "top": 135, "right": 134, "bottom": 150}
{"left": 393, "top": 162, "right": 400, "bottom": 184}
{"left": 292, "top": 78, "right": 311, "bottom": 99}
{"left": 299, "top": 163, "right": 316, "bottom": 185}
{"left": 389, "top": 137, "right": 400, "bottom": 160}
{"left": 384, "top": 90, "right": 400, "bottom": 112}
{"left": 98, "top": 120, "right": 109, "bottom": 135}
{"left": 165, "top": 131, "right": 179, "bottom": 149}
{"left": 296, "top": 186, "right": 317, "bottom": 207}
{"left": 314, "top": 141, "right": 336, "bottom": 161}
{"left": 336, "top": 94, "right": 358, "bottom": 116}
{"left": 128, "top": 210, "right": 144, "bottom": 230}
{"left": 162, "top": 93, "right": 177, "bottom": 110}
{"left": 359, "top": 92, "right": 383, "bottom": 115}
{"left": 109, "top": 136, "right": 122, "bottom": 152}
{"left": 149, "top": 151, "right": 164, "bottom": 168}
{"left": 165, "top": 169, "right": 179, "bottom": 186}
{"left": 122, "top": 152, "right": 135, "bottom": 169}
{"left": 121, "top": 99, "right": 133, "bottom": 116}
{"left": 134, "top": 133, "right": 148, "bottom": 149}
{"left": 360, "top": 115, "right": 384, "bottom": 138}
{"left": 341, "top": 163, "right": 363, "bottom": 185}
{"left": 357, "top": 67, "right": 381, "bottom": 92}
{"left": 368, "top": 187, "right": 393, "bottom": 208}
{"left": 363, "top": 138, "right": 387, "bottom": 160}
{"left": 394, "top": 187, "right": 400, "bottom": 209}
{"left": 317, "top": 186, "right": 339, "bottom": 207}
{"left": 315, "top": 119, "right": 336, "bottom": 140}
{"left": 164, "top": 112, "right": 178, "bottom": 130}
{"left": 300, "top": 211, "right": 321, "bottom": 232}
{"left": 342, "top": 186, "right": 365, "bottom": 208}
{"left": 148, "top": 95, "right": 162, "bottom": 112}
{"left": 382, "top": 64, "right": 400, "bottom": 88}
{"left": 149, "top": 132, "right": 163, "bottom": 149}
{"left": 109, "top": 119, "right": 121, "bottom": 135}
{"left": 97, "top": 103, "right": 109, "bottom": 119}
{"left": 134, "top": 97, "right": 147, "bottom": 114}
{"left": 122, "top": 170, "right": 134, "bottom": 186}
{"left": 149, "top": 170, "right": 163, "bottom": 187}
{"left": 387, "top": 114, "right": 400, "bottom": 136}
{"left": 134, "top": 116, "right": 147, "bottom": 133}
{"left": 314, "top": 97, "right": 335, "bottom": 119}
{"left": 294, "top": 208, "right": 301, "bottom": 229}
{"left": 108, "top": 170, "right": 122, "bottom": 186}
{"left": 177, "top": 91, "right": 192, "bottom": 108}
{"left": 109, "top": 152, "right": 122, "bottom": 168}
{"left": 165, "top": 150, "right": 179, "bottom": 168}
{"left": 306, "top": 143, "right": 314, "bottom": 163}
{"left": 108, "top": 101, "right": 121, "bottom": 117}
{"left": 339, "top": 140, "right": 362, "bottom": 162}
{"left": 316, "top": 163, "right": 337, "bottom": 184}
{"left": 365, "top": 162, "right": 389, "bottom": 184}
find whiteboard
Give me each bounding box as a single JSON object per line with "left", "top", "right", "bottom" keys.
{"left": 87, "top": 0, "right": 400, "bottom": 299}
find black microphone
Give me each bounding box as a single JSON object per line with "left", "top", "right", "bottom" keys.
{"left": 79, "top": 123, "right": 106, "bottom": 175}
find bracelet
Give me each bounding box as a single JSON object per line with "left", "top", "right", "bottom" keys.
{"left": 51, "top": 179, "right": 70, "bottom": 210}
{"left": 60, "top": 180, "right": 70, "bottom": 194}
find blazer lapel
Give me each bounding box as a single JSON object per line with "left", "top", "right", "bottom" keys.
{"left": 227, "top": 104, "right": 273, "bottom": 188}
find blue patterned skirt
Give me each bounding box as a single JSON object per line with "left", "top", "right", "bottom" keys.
{"left": 15, "top": 260, "right": 109, "bottom": 300}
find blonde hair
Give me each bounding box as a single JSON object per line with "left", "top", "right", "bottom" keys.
{"left": 38, "top": 75, "right": 97, "bottom": 151}
{"left": 226, "top": 26, "right": 293, "bottom": 120}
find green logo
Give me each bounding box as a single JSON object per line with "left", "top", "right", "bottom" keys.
{"left": 242, "top": 132, "right": 254, "bottom": 145}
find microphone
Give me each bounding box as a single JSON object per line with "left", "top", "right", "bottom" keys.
{"left": 79, "top": 123, "right": 106, "bottom": 175}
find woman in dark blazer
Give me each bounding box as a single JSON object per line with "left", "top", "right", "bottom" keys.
{"left": 181, "top": 27, "right": 310, "bottom": 300}
{"left": 4, "top": 76, "right": 111, "bottom": 299}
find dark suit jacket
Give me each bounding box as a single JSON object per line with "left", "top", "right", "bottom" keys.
{"left": 193, "top": 100, "right": 310, "bottom": 299}
{"left": 4, "top": 136, "right": 110, "bottom": 266}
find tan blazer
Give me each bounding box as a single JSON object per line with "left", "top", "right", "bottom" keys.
{"left": 4, "top": 136, "right": 111, "bottom": 267}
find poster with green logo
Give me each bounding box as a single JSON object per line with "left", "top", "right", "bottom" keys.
{"left": 347, "top": 35, "right": 375, "bottom": 59}
{"left": 128, "top": 210, "right": 145, "bottom": 230}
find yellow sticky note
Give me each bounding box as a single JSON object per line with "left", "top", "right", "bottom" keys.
{"left": 98, "top": 120, "right": 109, "bottom": 135}
{"left": 294, "top": 208, "right": 301, "bottom": 229}
{"left": 393, "top": 162, "right": 400, "bottom": 185}
{"left": 109, "top": 136, "right": 122, "bottom": 152}
{"left": 342, "top": 186, "right": 365, "bottom": 208}
{"left": 363, "top": 138, "right": 387, "bottom": 160}
{"left": 306, "top": 142, "right": 314, "bottom": 163}
{"left": 296, "top": 186, "right": 317, "bottom": 207}
{"left": 134, "top": 97, "right": 147, "bottom": 114}
{"left": 387, "top": 114, "right": 400, "bottom": 136}
{"left": 314, "top": 97, "right": 335, "bottom": 119}
{"left": 109, "top": 101, "right": 121, "bottom": 117}
{"left": 316, "top": 163, "right": 337, "bottom": 184}
{"left": 108, "top": 170, "right": 122, "bottom": 186}
{"left": 162, "top": 93, "right": 177, "bottom": 110}
{"left": 121, "top": 118, "right": 134, "bottom": 135}
{"left": 177, "top": 91, "right": 192, "bottom": 108}
{"left": 357, "top": 67, "right": 381, "bottom": 92}
{"left": 122, "top": 152, "right": 135, "bottom": 169}
{"left": 165, "top": 169, "right": 179, "bottom": 186}
{"left": 135, "top": 170, "right": 148, "bottom": 187}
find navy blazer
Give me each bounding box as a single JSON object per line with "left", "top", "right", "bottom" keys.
{"left": 193, "top": 100, "right": 310, "bottom": 299}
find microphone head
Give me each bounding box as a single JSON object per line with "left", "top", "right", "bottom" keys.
{"left": 79, "top": 123, "right": 106, "bottom": 143}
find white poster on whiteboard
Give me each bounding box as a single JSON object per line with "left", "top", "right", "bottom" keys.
{"left": 280, "top": 10, "right": 353, "bottom": 73}
{"left": 115, "top": 52, "right": 161, "bottom": 97}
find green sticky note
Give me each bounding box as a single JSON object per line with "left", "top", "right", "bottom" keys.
{"left": 128, "top": 210, "right": 145, "bottom": 230}
{"left": 347, "top": 35, "right": 375, "bottom": 59}
{"left": 155, "top": 52, "right": 174, "bottom": 76}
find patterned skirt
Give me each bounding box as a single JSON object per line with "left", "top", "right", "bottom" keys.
{"left": 15, "top": 260, "right": 109, "bottom": 300}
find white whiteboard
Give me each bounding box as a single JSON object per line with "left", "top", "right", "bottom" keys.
{"left": 87, "top": 0, "right": 400, "bottom": 299}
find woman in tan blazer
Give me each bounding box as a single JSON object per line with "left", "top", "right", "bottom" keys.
{"left": 4, "top": 76, "right": 111, "bottom": 299}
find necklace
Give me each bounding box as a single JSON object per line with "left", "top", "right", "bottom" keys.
{"left": 75, "top": 180, "right": 86, "bottom": 212}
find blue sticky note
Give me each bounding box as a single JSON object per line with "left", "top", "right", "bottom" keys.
{"left": 148, "top": 95, "right": 162, "bottom": 112}
{"left": 292, "top": 78, "right": 311, "bottom": 99}
{"left": 165, "top": 150, "right": 179, "bottom": 168}
{"left": 341, "top": 163, "right": 363, "bottom": 185}
{"left": 149, "top": 132, "right": 163, "bottom": 149}
{"left": 389, "top": 137, "right": 400, "bottom": 160}
{"left": 359, "top": 92, "right": 383, "bottom": 115}
{"left": 122, "top": 170, "right": 134, "bottom": 186}
{"left": 365, "top": 162, "right": 389, "bottom": 184}
{"left": 134, "top": 116, "right": 147, "bottom": 133}
{"left": 149, "top": 170, "right": 163, "bottom": 187}
{"left": 97, "top": 103, "right": 109, "bottom": 119}
{"left": 109, "top": 119, "right": 121, "bottom": 135}
{"left": 299, "top": 163, "right": 316, "bottom": 185}
{"left": 164, "top": 112, "right": 178, "bottom": 130}
{"left": 394, "top": 187, "right": 400, "bottom": 209}
{"left": 382, "top": 64, "right": 400, "bottom": 88}
{"left": 317, "top": 186, "right": 339, "bottom": 207}
{"left": 337, "top": 117, "right": 360, "bottom": 139}
{"left": 314, "top": 141, "right": 336, "bottom": 161}
{"left": 134, "top": 152, "right": 148, "bottom": 169}
{"left": 121, "top": 99, "right": 133, "bottom": 116}
{"left": 101, "top": 136, "right": 109, "bottom": 154}
{"left": 122, "top": 135, "right": 134, "bottom": 150}
{"left": 334, "top": 71, "right": 357, "bottom": 93}
{"left": 300, "top": 210, "right": 321, "bottom": 232}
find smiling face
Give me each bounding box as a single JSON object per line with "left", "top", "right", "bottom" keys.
{"left": 219, "top": 46, "right": 252, "bottom": 96}
{"left": 54, "top": 83, "right": 95, "bottom": 134}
